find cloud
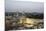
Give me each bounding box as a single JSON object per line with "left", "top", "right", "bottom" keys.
{"left": 11, "top": 0, "right": 44, "bottom": 2}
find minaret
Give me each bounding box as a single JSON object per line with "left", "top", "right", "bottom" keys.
{"left": 16, "top": 11, "right": 18, "bottom": 17}
{"left": 8, "top": 13, "right": 9, "bottom": 16}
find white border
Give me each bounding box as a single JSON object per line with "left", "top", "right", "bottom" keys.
{"left": 0, "top": 0, "right": 5, "bottom": 31}
{"left": 0, "top": 0, "right": 45, "bottom": 31}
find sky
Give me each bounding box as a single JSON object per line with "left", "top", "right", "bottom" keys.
{"left": 5, "top": 0, "right": 44, "bottom": 13}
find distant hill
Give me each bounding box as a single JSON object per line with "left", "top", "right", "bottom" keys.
{"left": 5, "top": 12, "right": 44, "bottom": 19}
